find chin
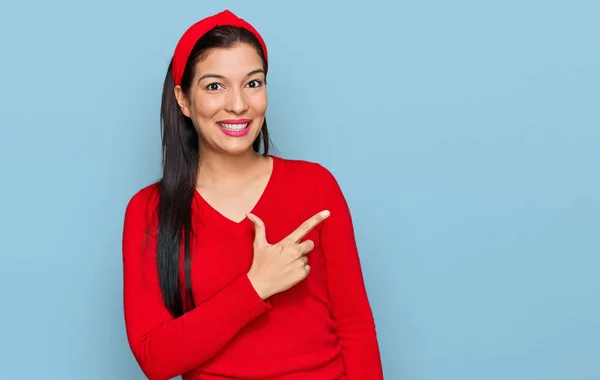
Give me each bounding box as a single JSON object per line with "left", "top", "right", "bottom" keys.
{"left": 217, "top": 139, "right": 257, "bottom": 156}
{"left": 224, "top": 130, "right": 262, "bottom": 154}
{"left": 201, "top": 123, "right": 263, "bottom": 156}
{"left": 223, "top": 146, "right": 255, "bottom": 156}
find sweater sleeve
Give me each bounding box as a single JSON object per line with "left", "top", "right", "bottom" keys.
{"left": 317, "top": 166, "right": 384, "bottom": 380}
{"left": 122, "top": 188, "right": 271, "bottom": 380}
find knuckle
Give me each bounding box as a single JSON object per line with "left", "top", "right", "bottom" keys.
{"left": 299, "top": 241, "right": 313, "bottom": 255}
{"left": 298, "top": 267, "right": 308, "bottom": 279}
{"left": 281, "top": 244, "right": 294, "bottom": 256}
{"left": 280, "top": 241, "right": 292, "bottom": 252}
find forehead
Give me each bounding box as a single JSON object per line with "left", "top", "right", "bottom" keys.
{"left": 195, "top": 43, "right": 264, "bottom": 77}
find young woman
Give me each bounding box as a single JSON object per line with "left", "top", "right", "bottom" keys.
{"left": 122, "top": 9, "right": 384, "bottom": 380}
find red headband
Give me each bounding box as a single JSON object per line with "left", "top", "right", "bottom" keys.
{"left": 171, "top": 10, "right": 268, "bottom": 86}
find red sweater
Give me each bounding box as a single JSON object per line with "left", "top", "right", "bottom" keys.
{"left": 122, "top": 156, "right": 383, "bottom": 380}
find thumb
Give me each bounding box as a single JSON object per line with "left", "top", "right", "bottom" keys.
{"left": 246, "top": 213, "right": 267, "bottom": 245}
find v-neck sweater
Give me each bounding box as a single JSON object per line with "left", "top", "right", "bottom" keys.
{"left": 122, "top": 156, "right": 384, "bottom": 380}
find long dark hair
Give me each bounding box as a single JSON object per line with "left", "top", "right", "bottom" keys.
{"left": 155, "top": 26, "right": 270, "bottom": 318}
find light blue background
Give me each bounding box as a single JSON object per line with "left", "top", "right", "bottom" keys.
{"left": 1, "top": 0, "right": 598, "bottom": 379}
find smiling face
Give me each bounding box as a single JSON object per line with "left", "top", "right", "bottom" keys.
{"left": 174, "top": 43, "right": 267, "bottom": 156}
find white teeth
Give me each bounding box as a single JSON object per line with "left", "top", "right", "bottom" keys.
{"left": 219, "top": 122, "right": 249, "bottom": 131}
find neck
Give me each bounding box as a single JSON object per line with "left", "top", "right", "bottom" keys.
{"left": 197, "top": 148, "right": 266, "bottom": 187}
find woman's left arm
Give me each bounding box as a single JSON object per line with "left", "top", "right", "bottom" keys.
{"left": 317, "top": 165, "right": 384, "bottom": 379}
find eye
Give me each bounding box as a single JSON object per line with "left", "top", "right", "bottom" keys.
{"left": 246, "top": 79, "right": 263, "bottom": 88}
{"left": 205, "top": 83, "right": 223, "bottom": 91}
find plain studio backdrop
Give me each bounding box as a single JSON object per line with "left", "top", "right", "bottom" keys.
{"left": 1, "top": 0, "right": 598, "bottom": 379}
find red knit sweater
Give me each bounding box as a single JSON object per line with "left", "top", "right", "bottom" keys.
{"left": 122, "top": 156, "right": 383, "bottom": 380}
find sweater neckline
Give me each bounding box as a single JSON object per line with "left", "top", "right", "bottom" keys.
{"left": 193, "top": 155, "right": 282, "bottom": 232}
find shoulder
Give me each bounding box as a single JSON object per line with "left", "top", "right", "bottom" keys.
{"left": 274, "top": 155, "right": 337, "bottom": 183}
{"left": 124, "top": 182, "right": 160, "bottom": 224}
{"left": 273, "top": 155, "right": 343, "bottom": 199}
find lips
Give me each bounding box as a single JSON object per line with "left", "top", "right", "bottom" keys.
{"left": 218, "top": 122, "right": 249, "bottom": 131}
{"left": 218, "top": 119, "right": 250, "bottom": 131}
{"left": 217, "top": 119, "right": 251, "bottom": 137}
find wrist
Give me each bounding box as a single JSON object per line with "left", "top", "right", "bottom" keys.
{"left": 247, "top": 273, "right": 271, "bottom": 300}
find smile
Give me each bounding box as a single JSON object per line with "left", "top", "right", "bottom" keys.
{"left": 218, "top": 122, "right": 249, "bottom": 131}
{"left": 217, "top": 119, "right": 252, "bottom": 137}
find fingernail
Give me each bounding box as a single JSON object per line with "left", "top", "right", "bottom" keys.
{"left": 322, "top": 210, "right": 330, "bottom": 217}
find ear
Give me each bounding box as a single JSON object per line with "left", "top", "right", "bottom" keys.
{"left": 174, "top": 85, "right": 191, "bottom": 118}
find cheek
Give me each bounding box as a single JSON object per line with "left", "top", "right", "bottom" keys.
{"left": 193, "top": 95, "right": 223, "bottom": 119}
{"left": 249, "top": 92, "right": 268, "bottom": 114}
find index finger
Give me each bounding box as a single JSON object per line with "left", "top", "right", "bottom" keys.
{"left": 284, "top": 210, "right": 330, "bottom": 244}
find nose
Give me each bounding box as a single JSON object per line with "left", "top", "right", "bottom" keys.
{"left": 225, "top": 86, "right": 249, "bottom": 115}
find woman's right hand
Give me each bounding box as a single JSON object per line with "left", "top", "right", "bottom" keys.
{"left": 246, "top": 210, "right": 330, "bottom": 300}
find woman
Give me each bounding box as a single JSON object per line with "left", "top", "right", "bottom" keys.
{"left": 122, "top": 9, "right": 384, "bottom": 380}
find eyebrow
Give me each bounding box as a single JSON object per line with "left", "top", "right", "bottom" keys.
{"left": 197, "top": 69, "right": 265, "bottom": 83}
